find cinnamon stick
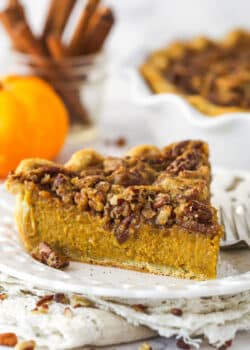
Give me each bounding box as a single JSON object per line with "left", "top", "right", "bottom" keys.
{"left": 0, "top": 6, "right": 28, "bottom": 51}
{"left": 47, "top": 34, "right": 65, "bottom": 60}
{"left": 12, "top": 22, "right": 47, "bottom": 58}
{"left": 67, "top": 0, "right": 100, "bottom": 56}
{"left": 82, "top": 7, "right": 114, "bottom": 55}
{"left": 42, "top": 0, "right": 76, "bottom": 40}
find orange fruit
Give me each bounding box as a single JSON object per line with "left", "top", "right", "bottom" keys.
{"left": 0, "top": 75, "right": 69, "bottom": 177}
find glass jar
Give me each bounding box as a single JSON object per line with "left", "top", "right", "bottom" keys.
{"left": 9, "top": 51, "right": 107, "bottom": 143}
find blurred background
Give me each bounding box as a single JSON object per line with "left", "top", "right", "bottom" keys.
{"left": 0, "top": 0, "right": 250, "bottom": 171}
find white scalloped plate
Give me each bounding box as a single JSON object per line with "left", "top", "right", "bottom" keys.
{"left": 1, "top": 168, "right": 250, "bottom": 300}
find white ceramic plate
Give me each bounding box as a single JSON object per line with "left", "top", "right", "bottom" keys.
{"left": 126, "top": 58, "right": 250, "bottom": 170}
{"left": 0, "top": 168, "right": 250, "bottom": 300}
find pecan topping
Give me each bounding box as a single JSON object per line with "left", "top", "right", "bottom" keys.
{"left": 164, "top": 33, "right": 250, "bottom": 109}
{"left": 153, "top": 193, "right": 171, "bottom": 209}
{"left": 155, "top": 205, "right": 172, "bottom": 225}
{"left": 167, "top": 151, "right": 201, "bottom": 175}
{"left": 0, "top": 293, "right": 8, "bottom": 300}
{"left": 31, "top": 242, "right": 69, "bottom": 269}
{"left": 176, "top": 200, "right": 215, "bottom": 234}
{"left": 0, "top": 333, "right": 18, "bottom": 346}
{"left": 36, "top": 294, "right": 54, "bottom": 307}
{"left": 8, "top": 140, "right": 219, "bottom": 242}
{"left": 132, "top": 304, "right": 148, "bottom": 313}
{"left": 184, "top": 200, "right": 213, "bottom": 223}
{"left": 54, "top": 293, "right": 70, "bottom": 304}
{"left": 170, "top": 307, "right": 183, "bottom": 316}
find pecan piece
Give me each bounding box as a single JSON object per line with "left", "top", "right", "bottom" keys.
{"left": 54, "top": 293, "right": 70, "bottom": 304}
{"left": 167, "top": 151, "right": 201, "bottom": 175}
{"left": 141, "top": 203, "right": 156, "bottom": 219}
{"left": 170, "top": 307, "right": 183, "bottom": 316}
{"left": 184, "top": 200, "right": 213, "bottom": 223}
{"left": 155, "top": 205, "right": 172, "bottom": 225}
{"left": 133, "top": 304, "right": 148, "bottom": 313}
{"left": 0, "top": 333, "right": 18, "bottom": 346}
{"left": 176, "top": 338, "right": 190, "bottom": 349}
{"left": 15, "top": 340, "right": 36, "bottom": 350}
{"left": 0, "top": 293, "right": 8, "bottom": 300}
{"left": 153, "top": 193, "right": 170, "bottom": 209}
{"left": 36, "top": 295, "right": 54, "bottom": 307}
{"left": 31, "top": 242, "right": 69, "bottom": 269}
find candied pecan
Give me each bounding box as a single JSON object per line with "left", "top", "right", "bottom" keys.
{"left": 95, "top": 181, "right": 110, "bottom": 193}
{"left": 31, "top": 242, "right": 69, "bottom": 269}
{"left": 115, "top": 215, "right": 132, "bottom": 243}
{"left": 133, "top": 304, "right": 148, "bottom": 312}
{"left": 74, "top": 190, "right": 88, "bottom": 209}
{"left": 111, "top": 168, "right": 143, "bottom": 186}
{"left": 87, "top": 189, "right": 106, "bottom": 212}
{"left": 36, "top": 295, "right": 54, "bottom": 307}
{"left": 170, "top": 141, "right": 189, "bottom": 158}
{"left": 103, "top": 157, "right": 124, "bottom": 173}
{"left": 176, "top": 338, "right": 190, "bottom": 349}
{"left": 176, "top": 200, "right": 216, "bottom": 234}
{"left": 0, "top": 333, "right": 18, "bottom": 346}
{"left": 54, "top": 293, "right": 70, "bottom": 304}
{"left": 15, "top": 340, "right": 36, "bottom": 350}
{"left": 167, "top": 151, "right": 201, "bottom": 175}
{"left": 142, "top": 203, "right": 156, "bottom": 219}
{"left": 170, "top": 307, "right": 183, "bottom": 316}
{"left": 184, "top": 200, "right": 212, "bottom": 223}
{"left": 153, "top": 193, "right": 171, "bottom": 209}
{"left": 0, "top": 293, "right": 8, "bottom": 300}
{"left": 155, "top": 205, "right": 172, "bottom": 225}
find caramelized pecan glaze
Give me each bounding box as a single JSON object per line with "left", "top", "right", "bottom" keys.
{"left": 164, "top": 32, "right": 250, "bottom": 108}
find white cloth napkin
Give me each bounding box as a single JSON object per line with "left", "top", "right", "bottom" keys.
{"left": 1, "top": 272, "right": 250, "bottom": 349}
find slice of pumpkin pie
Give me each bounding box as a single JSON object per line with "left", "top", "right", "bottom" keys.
{"left": 6, "top": 140, "right": 223, "bottom": 280}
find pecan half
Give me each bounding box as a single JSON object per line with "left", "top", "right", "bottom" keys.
{"left": 31, "top": 242, "right": 69, "bottom": 269}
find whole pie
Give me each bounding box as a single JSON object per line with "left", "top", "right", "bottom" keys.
{"left": 6, "top": 140, "right": 223, "bottom": 280}
{"left": 141, "top": 30, "right": 250, "bottom": 116}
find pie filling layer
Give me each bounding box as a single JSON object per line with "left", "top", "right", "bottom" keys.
{"left": 7, "top": 140, "right": 223, "bottom": 280}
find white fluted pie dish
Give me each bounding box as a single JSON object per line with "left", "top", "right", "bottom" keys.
{"left": 127, "top": 61, "right": 250, "bottom": 170}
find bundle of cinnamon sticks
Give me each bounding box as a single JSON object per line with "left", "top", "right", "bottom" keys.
{"left": 0, "top": 0, "right": 115, "bottom": 125}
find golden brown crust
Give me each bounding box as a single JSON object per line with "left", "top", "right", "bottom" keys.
{"left": 140, "top": 30, "right": 250, "bottom": 116}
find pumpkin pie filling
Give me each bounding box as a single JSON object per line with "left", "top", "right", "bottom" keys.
{"left": 6, "top": 140, "right": 223, "bottom": 280}
{"left": 140, "top": 30, "right": 250, "bottom": 115}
